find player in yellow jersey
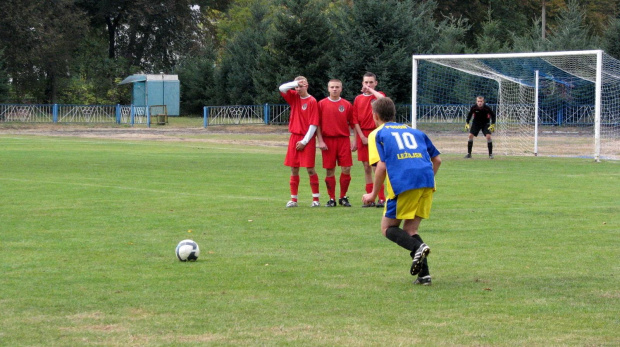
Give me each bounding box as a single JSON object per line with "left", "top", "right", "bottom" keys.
{"left": 362, "top": 97, "right": 442, "bottom": 285}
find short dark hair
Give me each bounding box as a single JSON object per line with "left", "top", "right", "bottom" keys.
{"left": 363, "top": 72, "right": 377, "bottom": 80}
{"left": 372, "top": 97, "right": 396, "bottom": 122}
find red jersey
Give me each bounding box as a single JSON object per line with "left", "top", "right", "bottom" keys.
{"left": 281, "top": 90, "right": 319, "bottom": 135}
{"left": 318, "top": 97, "right": 355, "bottom": 137}
{"left": 353, "top": 92, "right": 386, "bottom": 130}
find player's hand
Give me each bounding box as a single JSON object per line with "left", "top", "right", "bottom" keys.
{"left": 318, "top": 141, "right": 328, "bottom": 151}
{"left": 488, "top": 124, "right": 495, "bottom": 132}
{"left": 295, "top": 141, "right": 306, "bottom": 151}
{"left": 361, "top": 136, "right": 368, "bottom": 145}
{"left": 362, "top": 193, "right": 375, "bottom": 205}
{"left": 464, "top": 123, "right": 470, "bottom": 131}
{"left": 351, "top": 142, "right": 357, "bottom": 152}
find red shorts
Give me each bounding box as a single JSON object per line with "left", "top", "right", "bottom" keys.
{"left": 284, "top": 134, "right": 316, "bottom": 168}
{"left": 321, "top": 136, "right": 353, "bottom": 169}
{"left": 356, "top": 129, "right": 374, "bottom": 162}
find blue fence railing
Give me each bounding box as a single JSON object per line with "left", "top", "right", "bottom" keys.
{"left": 0, "top": 104, "right": 167, "bottom": 127}
{"left": 1, "top": 103, "right": 611, "bottom": 128}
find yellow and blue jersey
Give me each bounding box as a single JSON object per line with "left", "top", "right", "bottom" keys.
{"left": 368, "top": 122, "right": 440, "bottom": 196}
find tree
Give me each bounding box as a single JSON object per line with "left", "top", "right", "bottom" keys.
{"left": 0, "top": 0, "right": 88, "bottom": 103}
{"left": 176, "top": 46, "right": 217, "bottom": 115}
{"left": 0, "top": 50, "right": 9, "bottom": 102}
{"left": 546, "top": 0, "right": 598, "bottom": 51}
{"left": 253, "top": 0, "right": 335, "bottom": 103}
{"left": 471, "top": 11, "right": 511, "bottom": 53}
{"left": 602, "top": 17, "right": 620, "bottom": 60}
{"left": 511, "top": 17, "right": 550, "bottom": 52}
{"left": 214, "top": 1, "right": 273, "bottom": 105}
{"left": 328, "top": 0, "right": 439, "bottom": 103}
{"left": 434, "top": 16, "right": 470, "bottom": 54}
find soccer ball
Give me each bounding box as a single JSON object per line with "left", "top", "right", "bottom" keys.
{"left": 175, "top": 239, "right": 200, "bottom": 262}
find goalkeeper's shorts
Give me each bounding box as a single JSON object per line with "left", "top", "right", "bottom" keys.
{"left": 384, "top": 187, "right": 434, "bottom": 220}
{"left": 470, "top": 123, "right": 492, "bottom": 137}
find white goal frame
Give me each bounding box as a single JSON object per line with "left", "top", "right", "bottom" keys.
{"left": 412, "top": 50, "right": 613, "bottom": 161}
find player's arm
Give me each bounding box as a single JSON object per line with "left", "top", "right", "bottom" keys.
{"left": 488, "top": 106, "right": 497, "bottom": 132}
{"left": 351, "top": 124, "right": 362, "bottom": 152}
{"left": 465, "top": 108, "right": 473, "bottom": 130}
{"left": 316, "top": 126, "right": 327, "bottom": 150}
{"left": 279, "top": 81, "right": 298, "bottom": 93}
{"left": 296, "top": 124, "right": 317, "bottom": 150}
{"left": 431, "top": 155, "right": 442, "bottom": 176}
{"left": 362, "top": 86, "right": 385, "bottom": 99}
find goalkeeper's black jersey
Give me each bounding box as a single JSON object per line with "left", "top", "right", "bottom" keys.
{"left": 467, "top": 104, "right": 496, "bottom": 125}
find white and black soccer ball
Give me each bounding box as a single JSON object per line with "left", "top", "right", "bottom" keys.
{"left": 175, "top": 239, "right": 200, "bottom": 262}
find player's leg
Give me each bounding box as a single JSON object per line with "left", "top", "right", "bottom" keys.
{"left": 306, "top": 166, "right": 320, "bottom": 207}
{"left": 301, "top": 137, "right": 320, "bottom": 207}
{"left": 322, "top": 138, "right": 337, "bottom": 206}
{"left": 338, "top": 166, "right": 352, "bottom": 207}
{"left": 372, "top": 165, "right": 386, "bottom": 207}
{"left": 358, "top": 134, "right": 375, "bottom": 207}
{"left": 337, "top": 139, "right": 353, "bottom": 207}
{"left": 325, "top": 167, "right": 337, "bottom": 206}
{"left": 396, "top": 188, "right": 433, "bottom": 276}
{"left": 287, "top": 166, "right": 300, "bottom": 207}
{"left": 485, "top": 132, "right": 493, "bottom": 158}
{"left": 465, "top": 132, "right": 474, "bottom": 158}
{"left": 403, "top": 216, "right": 429, "bottom": 276}
{"left": 285, "top": 136, "right": 302, "bottom": 207}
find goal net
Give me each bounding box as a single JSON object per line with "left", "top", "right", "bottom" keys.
{"left": 412, "top": 50, "right": 620, "bottom": 161}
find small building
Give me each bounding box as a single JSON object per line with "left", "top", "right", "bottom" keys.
{"left": 119, "top": 74, "right": 180, "bottom": 116}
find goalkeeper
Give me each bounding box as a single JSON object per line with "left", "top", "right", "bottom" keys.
{"left": 464, "top": 96, "right": 496, "bottom": 159}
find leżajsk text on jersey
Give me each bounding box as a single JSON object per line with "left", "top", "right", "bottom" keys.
{"left": 369, "top": 123, "right": 440, "bottom": 196}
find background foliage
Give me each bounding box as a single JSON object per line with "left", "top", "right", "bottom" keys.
{"left": 0, "top": 0, "right": 619, "bottom": 113}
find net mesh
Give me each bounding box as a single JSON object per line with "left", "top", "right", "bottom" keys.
{"left": 414, "top": 51, "right": 620, "bottom": 160}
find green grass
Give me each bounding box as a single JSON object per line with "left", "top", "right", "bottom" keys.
{"left": 0, "top": 134, "right": 618, "bottom": 346}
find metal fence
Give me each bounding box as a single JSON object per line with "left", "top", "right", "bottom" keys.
{"left": 0, "top": 104, "right": 162, "bottom": 126}
{"left": 202, "top": 103, "right": 413, "bottom": 127}
{"left": 0, "top": 103, "right": 609, "bottom": 127}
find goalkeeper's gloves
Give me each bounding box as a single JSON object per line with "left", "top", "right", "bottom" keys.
{"left": 464, "top": 123, "right": 470, "bottom": 131}
{"left": 488, "top": 124, "right": 496, "bottom": 132}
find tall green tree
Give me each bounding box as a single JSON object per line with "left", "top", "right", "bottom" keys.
{"left": 254, "top": 0, "right": 334, "bottom": 103}
{"left": 328, "top": 0, "right": 439, "bottom": 103}
{"left": 433, "top": 16, "right": 470, "bottom": 54}
{"left": 214, "top": 1, "right": 273, "bottom": 105}
{"left": 602, "top": 17, "right": 620, "bottom": 60}
{"left": 471, "top": 12, "right": 511, "bottom": 53}
{"left": 546, "top": 0, "right": 598, "bottom": 50}
{"left": 511, "top": 17, "right": 550, "bottom": 52}
{"left": 0, "top": 50, "right": 9, "bottom": 102}
{"left": 76, "top": 0, "right": 209, "bottom": 72}
{"left": 0, "top": 0, "right": 87, "bottom": 102}
{"left": 176, "top": 46, "right": 217, "bottom": 115}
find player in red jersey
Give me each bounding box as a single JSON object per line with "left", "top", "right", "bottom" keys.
{"left": 352, "top": 72, "right": 386, "bottom": 208}
{"left": 316, "top": 79, "right": 359, "bottom": 207}
{"left": 279, "top": 76, "right": 321, "bottom": 207}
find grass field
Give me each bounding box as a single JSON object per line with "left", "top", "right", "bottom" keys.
{"left": 0, "top": 131, "right": 618, "bottom": 346}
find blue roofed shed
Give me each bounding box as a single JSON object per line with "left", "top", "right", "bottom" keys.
{"left": 119, "top": 74, "right": 180, "bottom": 116}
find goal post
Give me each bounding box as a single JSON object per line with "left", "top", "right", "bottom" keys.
{"left": 412, "top": 50, "right": 620, "bottom": 161}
